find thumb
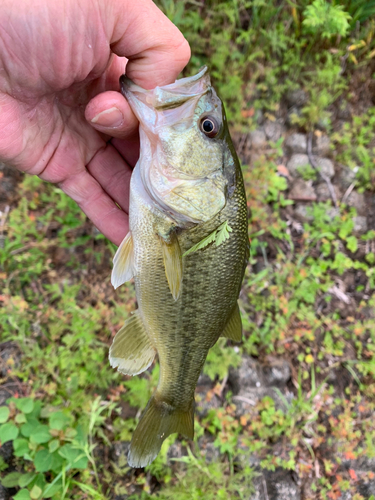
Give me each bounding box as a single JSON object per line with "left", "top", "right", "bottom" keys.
{"left": 87, "top": 0, "right": 190, "bottom": 135}
{"left": 107, "top": 0, "right": 191, "bottom": 89}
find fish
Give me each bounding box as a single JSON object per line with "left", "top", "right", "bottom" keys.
{"left": 109, "top": 67, "right": 249, "bottom": 468}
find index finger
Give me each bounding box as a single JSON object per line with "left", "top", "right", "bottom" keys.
{"left": 104, "top": 0, "right": 191, "bottom": 89}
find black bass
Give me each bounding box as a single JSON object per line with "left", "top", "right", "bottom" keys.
{"left": 110, "top": 67, "right": 248, "bottom": 468}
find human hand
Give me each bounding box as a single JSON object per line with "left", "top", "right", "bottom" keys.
{"left": 0, "top": 0, "right": 190, "bottom": 245}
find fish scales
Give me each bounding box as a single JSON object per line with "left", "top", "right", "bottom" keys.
{"left": 110, "top": 67, "right": 249, "bottom": 468}
{"left": 133, "top": 167, "right": 247, "bottom": 406}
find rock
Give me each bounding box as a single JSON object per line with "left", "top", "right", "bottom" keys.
{"left": 337, "top": 101, "right": 352, "bottom": 120}
{"left": 353, "top": 216, "right": 368, "bottom": 234}
{"left": 110, "top": 441, "right": 130, "bottom": 463}
{"left": 286, "top": 154, "right": 310, "bottom": 177}
{"left": 249, "top": 130, "right": 267, "bottom": 149}
{"left": 285, "top": 88, "right": 308, "bottom": 107}
{"left": 315, "top": 157, "right": 335, "bottom": 179}
{"left": 337, "top": 492, "right": 352, "bottom": 500}
{"left": 263, "top": 359, "right": 291, "bottom": 387}
{"left": 289, "top": 179, "right": 317, "bottom": 201}
{"left": 264, "top": 121, "right": 285, "bottom": 142}
{"left": 287, "top": 154, "right": 334, "bottom": 180}
{"left": 198, "top": 438, "right": 220, "bottom": 464}
{"left": 341, "top": 455, "right": 375, "bottom": 472}
{"left": 0, "top": 485, "right": 9, "bottom": 500}
{"left": 339, "top": 456, "right": 375, "bottom": 499}
{"left": 114, "top": 484, "right": 144, "bottom": 499}
{"left": 346, "top": 191, "right": 366, "bottom": 215}
{"left": 195, "top": 389, "right": 221, "bottom": 417}
{"left": 317, "top": 113, "right": 332, "bottom": 131}
{"left": 286, "top": 106, "right": 302, "bottom": 127}
{"left": 0, "top": 342, "right": 21, "bottom": 378}
{"left": 167, "top": 441, "right": 187, "bottom": 465}
{"left": 229, "top": 356, "right": 264, "bottom": 393}
{"left": 326, "top": 207, "right": 340, "bottom": 219}
{"left": 313, "top": 134, "right": 331, "bottom": 156}
{"left": 337, "top": 165, "right": 357, "bottom": 190}
{"left": 0, "top": 441, "right": 13, "bottom": 465}
{"left": 264, "top": 469, "right": 301, "bottom": 500}
{"left": 315, "top": 182, "right": 331, "bottom": 202}
{"left": 294, "top": 204, "right": 314, "bottom": 222}
{"left": 285, "top": 134, "right": 307, "bottom": 154}
{"left": 315, "top": 182, "right": 341, "bottom": 202}
{"left": 0, "top": 380, "right": 19, "bottom": 406}
{"left": 93, "top": 443, "right": 106, "bottom": 463}
{"left": 229, "top": 356, "right": 294, "bottom": 416}
{"left": 0, "top": 163, "right": 22, "bottom": 208}
{"left": 233, "top": 387, "right": 293, "bottom": 416}
{"left": 248, "top": 475, "right": 267, "bottom": 500}
{"left": 340, "top": 457, "right": 375, "bottom": 497}
{"left": 197, "top": 373, "right": 212, "bottom": 387}
{"left": 358, "top": 476, "right": 375, "bottom": 498}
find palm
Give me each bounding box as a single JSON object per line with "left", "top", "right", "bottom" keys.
{"left": 0, "top": 0, "right": 190, "bottom": 244}
{"left": 1, "top": 66, "right": 120, "bottom": 175}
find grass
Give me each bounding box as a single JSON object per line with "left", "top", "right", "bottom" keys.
{"left": 1, "top": 0, "right": 375, "bottom": 498}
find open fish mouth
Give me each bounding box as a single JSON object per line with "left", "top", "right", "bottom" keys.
{"left": 121, "top": 66, "right": 226, "bottom": 224}
{"left": 120, "top": 66, "right": 210, "bottom": 112}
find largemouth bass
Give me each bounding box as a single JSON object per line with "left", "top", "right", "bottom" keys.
{"left": 110, "top": 67, "right": 249, "bottom": 468}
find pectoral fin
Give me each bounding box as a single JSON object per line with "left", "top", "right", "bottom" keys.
{"left": 109, "top": 311, "right": 156, "bottom": 376}
{"left": 159, "top": 233, "right": 183, "bottom": 301}
{"left": 111, "top": 232, "right": 134, "bottom": 289}
{"left": 222, "top": 303, "right": 242, "bottom": 342}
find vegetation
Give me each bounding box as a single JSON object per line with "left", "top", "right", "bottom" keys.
{"left": 1, "top": 0, "right": 375, "bottom": 498}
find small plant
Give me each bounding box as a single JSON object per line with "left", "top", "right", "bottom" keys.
{"left": 297, "top": 163, "right": 318, "bottom": 181}
{"left": 204, "top": 339, "right": 242, "bottom": 382}
{"left": 146, "top": 447, "right": 255, "bottom": 500}
{"left": 302, "top": 0, "right": 352, "bottom": 39}
{"left": 332, "top": 108, "right": 375, "bottom": 191}
{"left": 0, "top": 397, "right": 115, "bottom": 499}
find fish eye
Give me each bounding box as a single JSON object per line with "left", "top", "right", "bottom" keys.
{"left": 199, "top": 116, "right": 220, "bottom": 138}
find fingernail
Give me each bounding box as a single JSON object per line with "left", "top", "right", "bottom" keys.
{"left": 91, "top": 107, "right": 124, "bottom": 128}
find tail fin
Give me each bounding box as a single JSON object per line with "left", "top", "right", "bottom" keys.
{"left": 128, "top": 396, "right": 194, "bottom": 468}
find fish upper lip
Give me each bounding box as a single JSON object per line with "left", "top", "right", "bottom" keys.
{"left": 120, "top": 66, "right": 210, "bottom": 110}
{"left": 120, "top": 66, "right": 208, "bottom": 94}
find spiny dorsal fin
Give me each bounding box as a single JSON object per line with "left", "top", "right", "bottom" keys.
{"left": 109, "top": 311, "right": 156, "bottom": 376}
{"left": 159, "top": 232, "right": 183, "bottom": 301}
{"left": 222, "top": 303, "right": 242, "bottom": 342}
{"left": 111, "top": 232, "right": 134, "bottom": 289}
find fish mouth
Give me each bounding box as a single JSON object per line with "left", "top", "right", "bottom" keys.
{"left": 120, "top": 66, "right": 210, "bottom": 117}
{"left": 121, "top": 67, "right": 223, "bottom": 225}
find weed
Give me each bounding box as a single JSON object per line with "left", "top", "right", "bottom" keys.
{"left": 148, "top": 447, "right": 256, "bottom": 500}
{"left": 332, "top": 107, "right": 375, "bottom": 191}
{"left": 302, "top": 0, "right": 352, "bottom": 39}
{"left": 0, "top": 396, "right": 115, "bottom": 499}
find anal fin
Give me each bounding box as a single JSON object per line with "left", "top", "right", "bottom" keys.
{"left": 109, "top": 311, "right": 156, "bottom": 376}
{"left": 222, "top": 303, "right": 242, "bottom": 342}
{"left": 159, "top": 232, "right": 183, "bottom": 301}
{"left": 111, "top": 232, "right": 134, "bottom": 289}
